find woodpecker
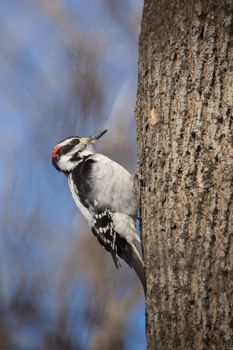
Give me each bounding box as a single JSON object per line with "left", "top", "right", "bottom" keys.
{"left": 51, "top": 130, "right": 145, "bottom": 292}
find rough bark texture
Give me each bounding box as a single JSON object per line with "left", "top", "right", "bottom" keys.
{"left": 136, "top": 1, "right": 233, "bottom": 349}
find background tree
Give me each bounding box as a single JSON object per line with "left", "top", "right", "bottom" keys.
{"left": 136, "top": 0, "right": 233, "bottom": 349}
{"left": 0, "top": 1, "right": 145, "bottom": 349}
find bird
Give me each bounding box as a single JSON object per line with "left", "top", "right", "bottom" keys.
{"left": 51, "top": 130, "right": 145, "bottom": 292}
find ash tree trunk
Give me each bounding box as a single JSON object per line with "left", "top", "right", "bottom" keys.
{"left": 136, "top": 1, "right": 233, "bottom": 349}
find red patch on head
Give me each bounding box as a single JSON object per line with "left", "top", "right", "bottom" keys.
{"left": 51, "top": 145, "right": 60, "bottom": 159}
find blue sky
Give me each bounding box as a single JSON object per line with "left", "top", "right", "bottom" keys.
{"left": 0, "top": 1, "right": 145, "bottom": 349}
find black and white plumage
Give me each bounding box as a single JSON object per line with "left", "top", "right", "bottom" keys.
{"left": 51, "top": 130, "right": 145, "bottom": 291}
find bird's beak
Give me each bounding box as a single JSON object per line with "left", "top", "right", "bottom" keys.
{"left": 82, "top": 129, "right": 107, "bottom": 144}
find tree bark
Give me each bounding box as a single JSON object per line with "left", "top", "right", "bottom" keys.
{"left": 136, "top": 1, "right": 233, "bottom": 349}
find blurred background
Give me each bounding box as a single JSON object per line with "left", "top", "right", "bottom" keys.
{"left": 0, "top": 0, "right": 145, "bottom": 349}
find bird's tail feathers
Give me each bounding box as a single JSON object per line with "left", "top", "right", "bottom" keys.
{"left": 123, "top": 243, "right": 146, "bottom": 294}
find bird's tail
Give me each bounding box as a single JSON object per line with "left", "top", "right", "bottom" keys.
{"left": 122, "top": 242, "right": 146, "bottom": 294}
{"left": 131, "top": 244, "right": 146, "bottom": 294}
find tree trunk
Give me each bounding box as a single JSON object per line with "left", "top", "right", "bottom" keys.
{"left": 136, "top": 1, "right": 233, "bottom": 349}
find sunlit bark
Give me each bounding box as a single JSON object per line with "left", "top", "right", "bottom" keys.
{"left": 136, "top": 1, "right": 233, "bottom": 348}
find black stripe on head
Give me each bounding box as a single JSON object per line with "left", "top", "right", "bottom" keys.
{"left": 59, "top": 138, "right": 80, "bottom": 156}
{"left": 58, "top": 136, "right": 81, "bottom": 144}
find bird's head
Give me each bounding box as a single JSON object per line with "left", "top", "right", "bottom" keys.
{"left": 51, "top": 129, "right": 107, "bottom": 173}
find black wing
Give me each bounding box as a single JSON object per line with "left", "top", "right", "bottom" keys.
{"left": 71, "top": 155, "right": 96, "bottom": 209}
{"left": 91, "top": 208, "right": 121, "bottom": 268}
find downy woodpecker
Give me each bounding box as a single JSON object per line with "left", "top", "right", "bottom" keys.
{"left": 51, "top": 130, "right": 145, "bottom": 291}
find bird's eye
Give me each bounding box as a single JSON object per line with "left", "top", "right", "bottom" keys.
{"left": 60, "top": 141, "right": 79, "bottom": 155}
{"left": 71, "top": 139, "right": 80, "bottom": 146}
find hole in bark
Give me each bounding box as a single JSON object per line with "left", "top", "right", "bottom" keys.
{"left": 189, "top": 300, "right": 195, "bottom": 309}
{"left": 199, "top": 26, "right": 205, "bottom": 40}
{"left": 196, "top": 145, "right": 201, "bottom": 155}
{"left": 177, "top": 167, "right": 182, "bottom": 174}
{"left": 145, "top": 124, "right": 149, "bottom": 132}
{"left": 149, "top": 162, "right": 153, "bottom": 169}
{"left": 210, "top": 234, "right": 216, "bottom": 245}
{"left": 191, "top": 131, "right": 196, "bottom": 139}
{"left": 218, "top": 116, "right": 223, "bottom": 123}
